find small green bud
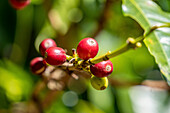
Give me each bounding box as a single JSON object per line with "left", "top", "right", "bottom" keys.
{"left": 127, "top": 37, "right": 136, "bottom": 44}
{"left": 136, "top": 42, "right": 142, "bottom": 48}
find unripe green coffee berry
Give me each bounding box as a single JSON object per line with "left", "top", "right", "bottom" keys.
{"left": 90, "top": 76, "right": 108, "bottom": 90}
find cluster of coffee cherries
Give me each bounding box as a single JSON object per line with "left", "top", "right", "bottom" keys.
{"left": 30, "top": 38, "right": 113, "bottom": 90}
{"left": 9, "top": 0, "right": 30, "bottom": 9}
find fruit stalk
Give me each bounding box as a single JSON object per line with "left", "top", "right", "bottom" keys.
{"left": 90, "top": 44, "right": 130, "bottom": 64}
{"left": 88, "top": 23, "right": 170, "bottom": 64}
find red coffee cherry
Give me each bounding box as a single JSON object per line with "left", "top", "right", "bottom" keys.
{"left": 77, "top": 38, "right": 99, "bottom": 60}
{"left": 90, "top": 60, "right": 113, "bottom": 77}
{"left": 44, "top": 47, "right": 66, "bottom": 65}
{"left": 30, "top": 57, "right": 46, "bottom": 75}
{"left": 9, "top": 0, "right": 30, "bottom": 10}
{"left": 39, "top": 38, "right": 57, "bottom": 56}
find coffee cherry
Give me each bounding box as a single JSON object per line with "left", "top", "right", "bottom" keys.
{"left": 9, "top": 0, "right": 30, "bottom": 10}
{"left": 30, "top": 57, "right": 46, "bottom": 75}
{"left": 77, "top": 38, "right": 99, "bottom": 60}
{"left": 90, "top": 76, "right": 108, "bottom": 90}
{"left": 44, "top": 47, "right": 66, "bottom": 65}
{"left": 90, "top": 60, "right": 113, "bottom": 77}
{"left": 39, "top": 38, "right": 57, "bottom": 56}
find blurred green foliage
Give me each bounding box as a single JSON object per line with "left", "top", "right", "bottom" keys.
{"left": 0, "top": 0, "right": 170, "bottom": 113}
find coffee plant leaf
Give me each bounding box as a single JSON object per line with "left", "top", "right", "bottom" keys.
{"left": 122, "top": 0, "right": 170, "bottom": 85}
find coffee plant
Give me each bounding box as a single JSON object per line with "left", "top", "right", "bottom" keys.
{"left": 0, "top": 0, "right": 170, "bottom": 113}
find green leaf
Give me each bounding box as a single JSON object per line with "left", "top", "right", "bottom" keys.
{"left": 122, "top": 0, "right": 170, "bottom": 84}
{"left": 0, "top": 60, "right": 33, "bottom": 101}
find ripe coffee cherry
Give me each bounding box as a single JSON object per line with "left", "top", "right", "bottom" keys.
{"left": 9, "top": 0, "right": 30, "bottom": 9}
{"left": 90, "top": 76, "right": 108, "bottom": 90}
{"left": 77, "top": 38, "right": 99, "bottom": 60}
{"left": 90, "top": 60, "right": 113, "bottom": 77}
{"left": 44, "top": 47, "right": 66, "bottom": 65}
{"left": 30, "top": 57, "right": 46, "bottom": 75}
{"left": 39, "top": 38, "right": 57, "bottom": 56}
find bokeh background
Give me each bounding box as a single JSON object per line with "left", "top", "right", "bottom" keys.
{"left": 0, "top": 0, "right": 170, "bottom": 113}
